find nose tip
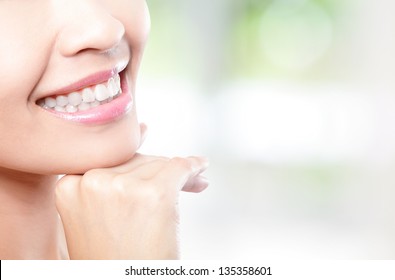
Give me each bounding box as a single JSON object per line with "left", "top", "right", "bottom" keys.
{"left": 56, "top": 5, "right": 126, "bottom": 56}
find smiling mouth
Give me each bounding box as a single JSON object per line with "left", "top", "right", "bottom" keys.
{"left": 36, "top": 72, "right": 122, "bottom": 113}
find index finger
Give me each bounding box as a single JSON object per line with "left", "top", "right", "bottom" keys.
{"left": 155, "top": 156, "right": 209, "bottom": 193}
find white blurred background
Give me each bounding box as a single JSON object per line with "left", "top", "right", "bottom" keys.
{"left": 138, "top": 0, "right": 395, "bottom": 259}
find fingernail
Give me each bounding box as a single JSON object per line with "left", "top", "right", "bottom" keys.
{"left": 196, "top": 176, "right": 209, "bottom": 192}
{"left": 200, "top": 157, "right": 210, "bottom": 168}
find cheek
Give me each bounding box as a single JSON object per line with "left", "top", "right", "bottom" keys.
{"left": 0, "top": 5, "right": 52, "bottom": 97}
{"left": 120, "top": 0, "right": 151, "bottom": 77}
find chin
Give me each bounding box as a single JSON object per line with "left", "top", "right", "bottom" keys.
{"left": 67, "top": 133, "right": 141, "bottom": 175}
{"left": 47, "top": 130, "right": 141, "bottom": 175}
{"left": 56, "top": 114, "right": 142, "bottom": 174}
{"left": 55, "top": 147, "right": 137, "bottom": 175}
{"left": 1, "top": 113, "right": 142, "bottom": 176}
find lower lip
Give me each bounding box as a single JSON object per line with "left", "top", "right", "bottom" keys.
{"left": 39, "top": 74, "right": 133, "bottom": 125}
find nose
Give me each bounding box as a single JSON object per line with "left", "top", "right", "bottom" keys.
{"left": 55, "top": 1, "right": 125, "bottom": 56}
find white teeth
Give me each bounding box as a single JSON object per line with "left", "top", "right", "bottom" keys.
{"left": 82, "top": 88, "right": 95, "bottom": 103}
{"left": 107, "top": 78, "right": 118, "bottom": 97}
{"left": 94, "top": 84, "right": 110, "bottom": 102}
{"left": 54, "top": 106, "right": 66, "bottom": 112}
{"left": 78, "top": 102, "right": 91, "bottom": 111}
{"left": 39, "top": 73, "right": 122, "bottom": 113}
{"left": 114, "top": 74, "right": 121, "bottom": 88}
{"left": 56, "top": 95, "right": 68, "bottom": 107}
{"left": 68, "top": 92, "right": 82, "bottom": 106}
{"left": 44, "top": 97, "right": 57, "bottom": 108}
{"left": 66, "top": 104, "right": 78, "bottom": 113}
{"left": 90, "top": 100, "right": 100, "bottom": 108}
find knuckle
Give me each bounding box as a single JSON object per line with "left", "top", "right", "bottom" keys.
{"left": 81, "top": 169, "right": 110, "bottom": 190}
{"left": 170, "top": 157, "right": 193, "bottom": 172}
{"left": 111, "top": 174, "right": 130, "bottom": 193}
{"left": 55, "top": 176, "right": 74, "bottom": 196}
{"left": 55, "top": 178, "right": 67, "bottom": 196}
{"left": 54, "top": 186, "right": 66, "bottom": 207}
{"left": 55, "top": 176, "right": 78, "bottom": 209}
{"left": 55, "top": 183, "right": 66, "bottom": 201}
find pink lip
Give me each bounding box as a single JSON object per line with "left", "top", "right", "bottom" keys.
{"left": 41, "top": 68, "right": 120, "bottom": 98}
{"left": 40, "top": 71, "right": 133, "bottom": 125}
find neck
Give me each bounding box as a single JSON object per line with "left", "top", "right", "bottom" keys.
{"left": 0, "top": 168, "right": 68, "bottom": 259}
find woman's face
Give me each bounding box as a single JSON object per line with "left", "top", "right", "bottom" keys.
{"left": 0, "top": 0, "right": 150, "bottom": 174}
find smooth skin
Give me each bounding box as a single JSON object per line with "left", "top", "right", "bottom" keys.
{"left": 0, "top": 0, "right": 208, "bottom": 259}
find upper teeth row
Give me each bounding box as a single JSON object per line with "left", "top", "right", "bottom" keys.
{"left": 38, "top": 73, "right": 122, "bottom": 113}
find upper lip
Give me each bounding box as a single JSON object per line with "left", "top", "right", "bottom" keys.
{"left": 35, "top": 62, "right": 128, "bottom": 101}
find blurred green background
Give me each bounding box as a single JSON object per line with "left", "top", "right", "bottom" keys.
{"left": 138, "top": 0, "right": 395, "bottom": 259}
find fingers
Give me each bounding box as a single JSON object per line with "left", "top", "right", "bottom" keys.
{"left": 182, "top": 175, "right": 209, "bottom": 193}
{"left": 111, "top": 153, "right": 168, "bottom": 174}
{"left": 59, "top": 147, "right": 209, "bottom": 199}
{"left": 110, "top": 122, "right": 210, "bottom": 192}
{"left": 156, "top": 156, "right": 209, "bottom": 193}
{"left": 56, "top": 174, "right": 82, "bottom": 190}
{"left": 113, "top": 155, "right": 209, "bottom": 194}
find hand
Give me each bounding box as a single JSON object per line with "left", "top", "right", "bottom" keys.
{"left": 55, "top": 124, "right": 209, "bottom": 259}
